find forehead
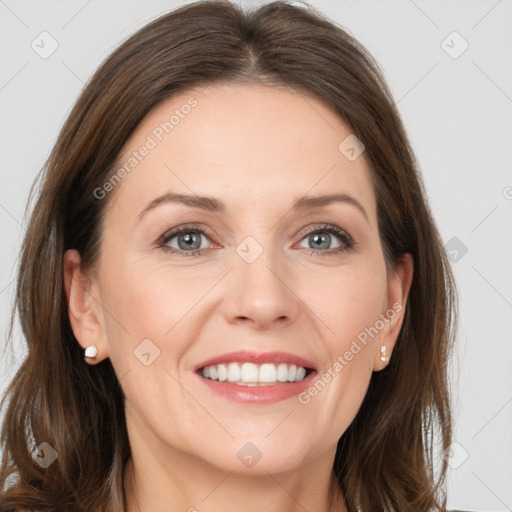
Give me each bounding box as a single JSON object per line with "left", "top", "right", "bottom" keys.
{"left": 107, "top": 82, "right": 376, "bottom": 221}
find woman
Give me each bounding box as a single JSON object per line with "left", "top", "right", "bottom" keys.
{"left": 0, "top": 0, "right": 459, "bottom": 510}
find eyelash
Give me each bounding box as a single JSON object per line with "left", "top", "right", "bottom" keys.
{"left": 157, "top": 223, "right": 356, "bottom": 257}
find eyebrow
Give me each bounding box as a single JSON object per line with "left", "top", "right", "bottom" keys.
{"left": 137, "top": 191, "right": 369, "bottom": 223}
{"left": 293, "top": 193, "right": 369, "bottom": 223}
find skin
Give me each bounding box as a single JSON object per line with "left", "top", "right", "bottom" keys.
{"left": 64, "top": 82, "right": 413, "bottom": 512}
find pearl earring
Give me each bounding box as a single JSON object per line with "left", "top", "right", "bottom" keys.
{"left": 380, "top": 345, "right": 387, "bottom": 362}
{"left": 84, "top": 344, "right": 98, "bottom": 359}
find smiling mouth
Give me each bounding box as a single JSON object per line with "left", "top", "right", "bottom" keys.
{"left": 197, "top": 361, "right": 314, "bottom": 386}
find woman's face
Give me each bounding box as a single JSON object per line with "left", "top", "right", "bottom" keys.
{"left": 67, "top": 82, "right": 412, "bottom": 476}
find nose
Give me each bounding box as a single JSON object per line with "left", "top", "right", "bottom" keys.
{"left": 222, "top": 245, "right": 301, "bottom": 330}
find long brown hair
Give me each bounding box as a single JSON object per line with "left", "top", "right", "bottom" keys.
{"left": 0, "top": 1, "right": 458, "bottom": 510}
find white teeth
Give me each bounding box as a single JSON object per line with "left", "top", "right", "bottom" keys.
{"left": 296, "top": 366, "right": 306, "bottom": 381}
{"left": 227, "top": 362, "right": 240, "bottom": 382}
{"left": 200, "top": 362, "right": 310, "bottom": 385}
{"left": 259, "top": 363, "right": 277, "bottom": 383}
{"left": 276, "top": 363, "right": 289, "bottom": 382}
{"left": 240, "top": 362, "right": 259, "bottom": 382}
{"left": 217, "top": 364, "right": 228, "bottom": 382}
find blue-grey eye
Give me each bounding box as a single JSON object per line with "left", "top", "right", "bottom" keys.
{"left": 163, "top": 229, "right": 209, "bottom": 251}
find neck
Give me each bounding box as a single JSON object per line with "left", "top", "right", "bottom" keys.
{"left": 123, "top": 447, "right": 348, "bottom": 512}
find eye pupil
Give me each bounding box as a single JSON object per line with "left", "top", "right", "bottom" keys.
{"left": 310, "top": 232, "right": 330, "bottom": 250}
{"left": 179, "top": 232, "right": 201, "bottom": 250}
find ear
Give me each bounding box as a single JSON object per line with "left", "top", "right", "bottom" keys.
{"left": 63, "top": 249, "right": 108, "bottom": 364}
{"left": 373, "top": 253, "right": 414, "bottom": 371}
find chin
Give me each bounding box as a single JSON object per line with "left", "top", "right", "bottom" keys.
{"left": 187, "top": 435, "right": 314, "bottom": 475}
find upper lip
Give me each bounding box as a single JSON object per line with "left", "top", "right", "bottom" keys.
{"left": 194, "top": 350, "right": 317, "bottom": 372}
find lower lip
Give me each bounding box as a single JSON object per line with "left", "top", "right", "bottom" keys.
{"left": 196, "top": 371, "right": 317, "bottom": 404}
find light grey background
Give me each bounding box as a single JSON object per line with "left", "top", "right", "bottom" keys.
{"left": 0, "top": 1, "right": 511, "bottom": 510}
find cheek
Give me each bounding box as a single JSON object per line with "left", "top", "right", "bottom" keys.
{"left": 296, "top": 262, "right": 386, "bottom": 426}
{"left": 97, "top": 255, "right": 217, "bottom": 366}
{"left": 95, "top": 260, "right": 207, "bottom": 427}
{"left": 306, "top": 261, "right": 388, "bottom": 348}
